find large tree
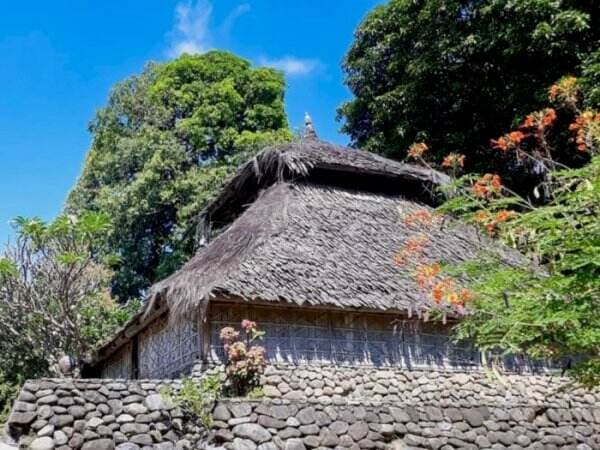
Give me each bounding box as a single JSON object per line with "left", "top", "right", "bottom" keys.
{"left": 68, "top": 51, "right": 291, "bottom": 300}
{"left": 338, "top": 0, "right": 598, "bottom": 172}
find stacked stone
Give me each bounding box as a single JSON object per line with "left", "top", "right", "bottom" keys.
{"left": 210, "top": 400, "right": 600, "bottom": 450}
{"left": 7, "top": 379, "right": 204, "bottom": 450}
{"left": 225, "top": 365, "right": 597, "bottom": 409}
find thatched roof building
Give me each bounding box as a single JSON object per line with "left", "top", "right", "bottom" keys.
{"left": 89, "top": 135, "right": 524, "bottom": 379}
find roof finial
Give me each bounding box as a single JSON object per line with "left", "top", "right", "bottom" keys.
{"left": 304, "top": 112, "right": 317, "bottom": 139}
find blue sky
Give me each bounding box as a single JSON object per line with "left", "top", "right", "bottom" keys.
{"left": 0, "top": 0, "right": 381, "bottom": 244}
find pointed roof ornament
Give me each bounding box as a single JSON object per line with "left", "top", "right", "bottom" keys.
{"left": 303, "top": 112, "right": 317, "bottom": 139}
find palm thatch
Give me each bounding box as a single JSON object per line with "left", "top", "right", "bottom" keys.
{"left": 150, "top": 180, "right": 524, "bottom": 320}
{"left": 92, "top": 137, "right": 523, "bottom": 363}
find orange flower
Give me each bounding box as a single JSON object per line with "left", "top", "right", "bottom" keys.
{"left": 569, "top": 111, "right": 600, "bottom": 153}
{"left": 495, "top": 210, "right": 516, "bottom": 223}
{"left": 473, "top": 211, "right": 490, "bottom": 223}
{"left": 404, "top": 209, "right": 434, "bottom": 227}
{"left": 414, "top": 263, "right": 441, "bottom": 287}
{"left": 407, "top": 142, "right": 428, "bottom": 159}
{"left": 521, "top": 114, "right": 536, "bottom": 129}
{"left": 548, "top": 76, "right": 579, "bottom": 104}
{"left": 405, "top": 234, "right": 429, "bottom": 253}
{"left": 490, "top": 137, "right": 509, "bottom": 152}
{"left": 509, "top": 131, "right": 526, "bottom": 144}
{"left": 542, "top": 108, "right": 557, "bottom": 127}
{"left": 458, "top": 289, "right": 473, "bottom": 303}
{"left": 432, "top": 278, "right": 454, "bottom": 304}
{"left": 490, "top": 174, "right": 502, "bottom": 191}
{"left": 472, "top": 174, "right": 502, "bottom": 198}
{"left": 441, "top": 153, "right": 466, "bottom": 169}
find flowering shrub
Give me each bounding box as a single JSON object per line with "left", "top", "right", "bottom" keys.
{"left": 428, "top": 77, "right": 600, "bottom": 386}
{"left": 220, "top": 320, "right": 266, "bottom": 396}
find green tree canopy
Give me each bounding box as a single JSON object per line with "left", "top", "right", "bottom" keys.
{"left": 338, "top": 0, "right": 598, "bottom": 173}
{"left": 68, "top": 51, "right": 291, "bottom": 300}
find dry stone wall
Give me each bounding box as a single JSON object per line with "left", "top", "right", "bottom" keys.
{"left": 6, "top": 365, "right": 600, "bottom": 450}
{"left": 6, "top": 378, "right": 205, "bottom": 450}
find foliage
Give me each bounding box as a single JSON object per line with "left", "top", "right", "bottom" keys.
{"left": 433, "top": 89, "right": 600, "bottom": 386}
{"left": 0, "top": 372, "right": 20, "bottom": 427}
{"left": 160, "top": 376, "right": 221, "bottom": 429}
{"left": 0, "top": 213, "right": 136, "bottom": 381}
{"left": 219, "top": 320, "right": 266, "bottom": 396}
{"left": 67, "top": 51, "right": 292, "bottom": 300}
{"left": 339, "top": 0, "right": 598, "bottom": 178}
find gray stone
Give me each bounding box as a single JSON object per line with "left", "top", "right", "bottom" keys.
{"left": 320, "top": 428, "right": 339, "bottom": 447}
{"left": 233, "top": 424, "right": 272, "bottom": 443}
{"left": 67, "top": 406, "right": 86, "bottom": 419}
{"left": 298, "top": 424, "right": 319, "bottom": 435}
{"left": 116, "top": 414, "right": 135, "bottom": 423}
{"left": 213, "top": 404, "right": 231, "bottom": 421}
{"left": 462, "top": 408, "right": 484, "bottom": 427}
{"left": 232, "top": 438, "right": 257, "bottom": 450}
{"left": 144, "top": 394, "right": 171, "bottom": 411}
{"left": 285, "top": 439, "right": 306, "bottom": 450}
{"left": 258, "top": 415, "right": 287, "bottom": 429}
{"left": 87, "top": 417, "right": 104, "bottom": 429}
{"left": 49, "top": 415, "right": 74, "bottom": 427}
{"left": 257, "top": 443, "right": 278, "bottom": 450}
{"left": 37, "top": 395, "right": 59, "bottom": 405}
{"left": 68, "top": 434, "right": 84, "bottom": 449}
{"left": 302, "top": 436, "right": 319, "bottom": 448}
{"left": 280, "top": 428, "right": 302, "bottom": 439}
{"left": 108, "top": 399, "right": 123, "bottom": 415}
{"left": 116, "top": 445, "right": 141, "bottom": 450}
{"left": 130, "top": 434, "right": 153, "bottom": 446}
{"left": 297, "top": 407, "right": 316, "bottom": 425}
{"left": 348, "top": 422, "right": 369, "bottom": 441}
{"left": 230, "top": 403, "right": 253, "bottom": 418}
{"left": 388, "top": 407, "right": 410, "bottom": 423}
{"left": 82, "top": 439, "right": 115, "bottom": 450}
{"left": 124, "top": 403, "right": 148, "bottom": 415}
{"left": 30, "top": 437, "right": 55, "bottom": 450}
{"left": 53, "top": 430, "right": 68, "bottom": 446}
{"left": 7, "top": 411, "right": 37, "bottom": 426}
{"left": 329, "top": 421, "right": 349, "bottom": 435}
{"left": 37, "top": 425, "right": 55, "bottom": 437}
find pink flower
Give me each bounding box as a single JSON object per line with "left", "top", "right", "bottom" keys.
{"left": 219, "top": 326, "right": 239, "bottom": 343}
{"left": 241, "top": 319, "right": 257, "bottom": 331}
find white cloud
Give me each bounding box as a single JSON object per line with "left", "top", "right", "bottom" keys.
{"left": 220, "top": 3, "right": 251, "bottom": 35}
{"left": 259, "top": 56, "right": 321, "bottom": 77}
{"left": 168, "top": 0, "right": 214, "bottom": 57}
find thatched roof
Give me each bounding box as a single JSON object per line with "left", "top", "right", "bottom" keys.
{"left": 151, "top": 180, "right": 523, "bottom": 320}
{"left": 195, "top": 137, "right": 450, "bottom": 235}
{"left": 92, "top": 137, "right": 523, "bottom": 363}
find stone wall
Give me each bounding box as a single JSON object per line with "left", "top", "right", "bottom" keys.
{"left": 6, "top": 378, "right": 204, "bottom": 450}
{"left": 6, "top": 365, "right": 600, "bottom": 450}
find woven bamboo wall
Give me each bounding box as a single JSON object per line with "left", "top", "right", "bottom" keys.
{"left": 208, "top": 302, "right": 481, "bottom": 369}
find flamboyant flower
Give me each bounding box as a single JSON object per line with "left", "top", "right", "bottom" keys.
{"left": 407, "top": 142, "right": 429, "bottom": 160}
{"left": 414, "top": 263, "right": 441, "bottom": 288}
{"left": 548, "top": 76, "right": 579, "bottom": 106}
{"left": 441, "top": 153, "right": 466, "bottom": 169}
{"left": 472, "top": 174, "right": 503, "bottom": 199}
{"left": 542, "top": 108, "right": 557, "bottom": 127}
{"left": 404, "top": 209, "right": 434, "bottom": 227}
{"left": 569, "top": 111, "right": 600, "bottom": 153}
{"left": 495, "top": 210, "right": 516, "bottom": 223}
